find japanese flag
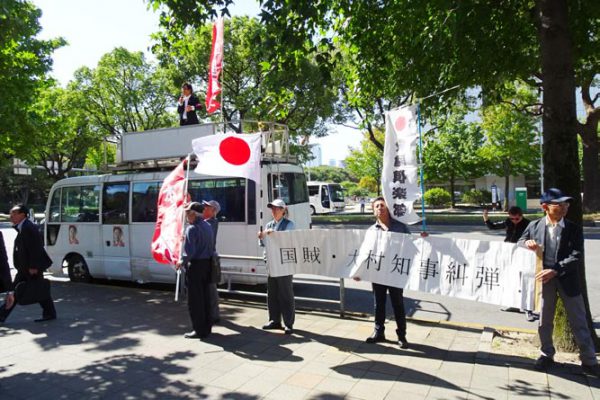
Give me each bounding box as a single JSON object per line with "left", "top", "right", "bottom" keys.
{"left": 192, "top": 133, "right": 262, "bottom": 184}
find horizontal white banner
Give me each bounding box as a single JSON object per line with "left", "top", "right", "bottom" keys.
{"left": 264, "top": 229, "right": 537, "bottom": 309}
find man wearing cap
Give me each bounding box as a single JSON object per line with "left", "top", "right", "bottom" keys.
{"left": 519, "top": 188, "right": 599, "bottom": 377}
{"left": 202, "top": 200, "right": 221, "bottom": 323}
{"left": 258, "top": 198, "right": 296, "bottom": 334}
{"left": 0, "top": 204, "right": 55, "bottom": 323}
{"left": 177, "top": 202, "right": 215, "bottom": 339}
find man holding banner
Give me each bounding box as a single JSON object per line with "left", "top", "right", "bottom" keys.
{"left": 364, "top": 197, "right": 410, "bottom": 349}
{"left": 520, "top": 188, "right": 599, "bottom": 377}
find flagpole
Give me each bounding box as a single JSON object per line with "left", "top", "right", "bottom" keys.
{"left": 175, "top": 154, "right": 192, "bottom": 302}
{"left": 416, "top": 104, "right": 427, "bottom": 233}
{"left": 220, "top": 17, "right": 225, "bottom": 135}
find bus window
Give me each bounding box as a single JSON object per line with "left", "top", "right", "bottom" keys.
{"left": 48, "top": 188, "right": 61, "bottom": 222}
{"left": 268, "top": 173, "right": 309, "bottom": 205}
{"left": 103, "top": 182, "right": 129, "bottom": 224}
{"left": 330, "top": 184, "right": 345, "bottom": 202}
{"left": 60, "top": 185, "right": 100, "bottom": 222}
{"left": 247, "top": 179, "right": 256, "bottom": 225}
{"left": 308, "top": 185, "right": 319, "bottom": 197}
{"left": 188, "top": 178, "right": 246, "bottom": 222}
{"left": 132, "top": 182, "right": 160, "bottom": 222}
{"left": 321, "top": 185, "right": 330, "bottom": 208}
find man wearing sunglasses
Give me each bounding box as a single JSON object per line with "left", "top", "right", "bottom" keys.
{"left": 484, "top": 205, "right": 536, "bottom": 319}
{"left": 483, "top": 206, "right": 530, "bottom": 244}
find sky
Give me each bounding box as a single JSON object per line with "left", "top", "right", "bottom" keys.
{"left": 31, "top": 0, "right": 362, "bottom": 164}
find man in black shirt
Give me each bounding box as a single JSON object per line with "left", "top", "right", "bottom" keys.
{"left": 483, "top": 206, "right": 535, "bottom": 319}
{"left": 483, "top": 206, "right": 530, "bottom": 243}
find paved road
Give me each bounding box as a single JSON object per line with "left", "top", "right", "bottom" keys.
{"left": 2, "top": 222, "right": 598, "bottom": 335}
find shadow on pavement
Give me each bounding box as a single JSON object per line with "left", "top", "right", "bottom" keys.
{"left": 1, "top": 280, "right": 595, "bottom": 399}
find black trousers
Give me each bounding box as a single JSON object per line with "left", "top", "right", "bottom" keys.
{"left": 185, "top": 259, "right": 212, "bottom": 337}
{"left": 0, "top": 271, "right": 56, "bottom": 322}
{"left": 372, "top": 283, "right": 406, "bottom": 337}
{"left": 267, "top": 275, "right": 295, "bottom": 327}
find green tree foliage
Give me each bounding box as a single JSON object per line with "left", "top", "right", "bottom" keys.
{"left": 21, "top": 84, "right": 104, "bottom": 181}
{"left": 344, "top": 130, "right": 384, "bottom": 195}
{"left": 424, "top": 106, "right": 486, "bottom": 207}
{"left": 0, "top": 0, "right": 64, "bottom": 153}
{"left": 358, "top": 176, "right": 378, "bottom": 194}
{"left": 340, "top": 180, "right": 368, "bottom": 198}
{"left": 0, "top": 163, "right": 53, "bottom": 211}
{"left": 149, "top": 0, "right": 598, "bottom": 350}
{"left": 480, "top": 85, "right": 540, "bottom": 211}
{"left": 306, "top": 166, "right": 355, "bottom": 183}
{"left": 72, "top": 47, "right": 175, "bottom": 139}
{"left": 152, "top": 16, "right": 337, "bottom": 144}
{"left": 85, "top": 143, "right": 116, "bottom": 172}
{"left": 424, "top": 188, "right": 451, "bottom": 208}
{"left": 461, "top": 189, "right": 492, "bottom": 206}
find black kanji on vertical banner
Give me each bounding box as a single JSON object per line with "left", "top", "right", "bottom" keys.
{"left": 393, "top": 203, "right": 407, "bottom": 217}
{"left": 393, "top": 170, "right": 407, "bottom": 184}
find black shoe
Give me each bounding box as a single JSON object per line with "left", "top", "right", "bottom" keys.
{"left": 365, "top": 330, "right": 386, "bottom": 343}
{"left": 34, "top": 315, "right": 56, "bottom": 323}
{"left": 184, "top": 331, "right": 200, "bottom": 339}
{"left": 526, "top": 311, "right": 538, "bottom": 322}
{"left": 534, "top": 355, "right": 554, "bottom": 371}
{"left": 398, "top": 336, "right": 409, "bottom": 349}
{"left": 500, "top": 307, "right": 521, "bottom": 312}
{"left": 581, "top": 364, "right": 600, "bottom": 378}
{"left": 284, "top": 326, "right": 293, "bottom": 335}
{"left": 262, "top": 321, "right": 283, "bottom": 330}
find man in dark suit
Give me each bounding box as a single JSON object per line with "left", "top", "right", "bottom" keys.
{"left": 519, "top": 188, "right": 599, "bottom": 377}
{"left": 177, "top": 82, "right": 201, "bottom": 126}
{"left": 1, "top": 231, "right": 13, "bottom": 305}
{"left": 0, "top": 204, "right": 56, "bottom": 323}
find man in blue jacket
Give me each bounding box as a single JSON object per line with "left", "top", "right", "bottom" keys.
{"left": 519, "top": 188, "right": 599, "bottom": 377}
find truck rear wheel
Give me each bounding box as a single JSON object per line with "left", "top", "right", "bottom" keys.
{"left": 67, "top": 255, "right": 92, "bottom": 283}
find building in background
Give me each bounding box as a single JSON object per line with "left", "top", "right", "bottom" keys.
{"left": 306, "top": 144, "right": 322, "bottom": 168}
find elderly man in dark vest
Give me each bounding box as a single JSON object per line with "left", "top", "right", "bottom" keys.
{"left": 519, "top": 189, "right": 599, "bottom": 378}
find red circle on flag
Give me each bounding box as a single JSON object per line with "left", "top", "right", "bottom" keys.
{"left": 395, "top": 116, "right": 407, "bottom": 132}
{"left": 219, "top": 136, "right": 251, "bottom": 165}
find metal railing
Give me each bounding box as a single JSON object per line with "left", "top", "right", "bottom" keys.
{"left": 217, "top": 254, "right": 347, "bottom": 318}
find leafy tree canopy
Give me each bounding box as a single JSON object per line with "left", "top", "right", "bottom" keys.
{"left": 71, "top": 47, "right": 175, "bottom": 139}
{"left": 0, "top": 0, "right": 64, "bottom": 151}
{"left": 152, "top": 16, "right": 338, "bottom": 145}
{"left": 306, "top": 165, "right": 355, "bottom": 183}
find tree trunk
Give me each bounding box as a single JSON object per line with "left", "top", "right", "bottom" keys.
{"left": 450, "top": 173, "right": 456, "bottom": 208}
{"left": 503, "top": 161, "right": 510, "bottom": 212}
{"left": 536, "top": 0, "right": 598, "bottom": 350}
{"left": 580, "top": 122, "right": 600, "bottom": 212}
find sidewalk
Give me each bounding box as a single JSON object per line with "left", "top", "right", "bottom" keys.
{"left": 1, "top": 281, "right": 599, "bottom": 399}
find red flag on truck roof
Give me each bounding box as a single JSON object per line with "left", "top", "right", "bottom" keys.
{"left": 206, "top": 17, "right": 224, "bottom": 114}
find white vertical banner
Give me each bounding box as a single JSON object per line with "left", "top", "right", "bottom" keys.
{"left": 382, "top": 106, "right": 421, "bottom": 224}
